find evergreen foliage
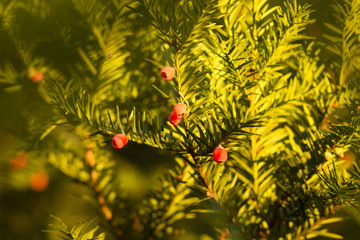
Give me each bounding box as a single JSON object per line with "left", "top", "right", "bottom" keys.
{"left": 1, "top": 0, "right": 360, "bottom": 239}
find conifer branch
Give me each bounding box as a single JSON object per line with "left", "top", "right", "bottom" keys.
{"left": 50, "top": 81, "right": 187, "bottom": 151}
{"left": 84, "top": 141, "right": 126, "bottom": 240}
{"left": 294, "top": 206, "right": 339, "bottom": 240}
{"left": 3, "top": 0, "right": 360, "bottom": 239}
{"left": 324, "top": 0, "right": 360, "bottom": 86}
{"left": 187, "top": 146, "right": 218, "bottom": 202}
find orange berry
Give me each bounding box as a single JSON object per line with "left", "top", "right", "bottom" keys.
{"left": 30, "top": 170, "right": 49, "bottom": 192}
{"left": 173, "top": 103, "right": 186, "bottom": 117}
{"left": 133, "top": 216, "right": 141, "bottom": 232}
{"left": 160, "top": 67, "right": 175, "bottom": 81}
{"left": 112, "top": 134, "right": 128, "bottom": 149}
{"left": 32, "top": 72, "right": 43, "bottom": 83}
{"left": 98, "top": 195, "right": 105, "bottom": 205}
{"left": 101, "top": 205, "right": 113, "bottom": 220}
{"left": 341, "top": 151, "right": 356, "bottom": 162}
{"left": 168, "top": 112, "right": 181, "bottom": 125}
{"left": 9, "top": 152, "right": 28, "bottom": 170}
{"left": 85, "top": 150, "right": 95, "bottom": 167}
{"left": 213, "top": 146, "right": 228, "bottom": 163}
{"left": 91, "top": 169, "right": 98, "bottom": 183}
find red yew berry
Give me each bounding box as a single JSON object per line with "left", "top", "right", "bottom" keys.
{"left": 30, "top": 170, "right": 49, "bottom": 192}
{"left": 9, "top": 151, "right": 28, "bottom": 170}
{"left": 85, "top": 149, "right": 95, "bottom": 167}
{"left": 133, "top": 216, "right": 141, "bottom": 232}
{"left": 98, "top": 195, "right": 105, "bottom": 205}
{"left": 213, "top": 146, "right": 228, "bottom": 163}
{"left": 91, "top": 169, "right": 98, "bottom": 184}
{"left": 173, "top": 103, "right": 186, "bottom": 117}
{"left": 32, "top": 72, "right": 43, "bottom": 83}
{"left": 112, "top": 134, "right": 128, "bottom": 149}
{"left": 102, "top": 205, "right": 113, "bottom": 220}
{"left": 160, "top": 66, "right": 175, "bottom": 81}
{"left": 168, "top": 112, "right": 181, "bottom": 125}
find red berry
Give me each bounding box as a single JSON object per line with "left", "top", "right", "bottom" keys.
{"left": 213, "top": 146, "right": 228, "bottom": 163}
{"left": 168, "top": 112, "right": 181, "bottom": 125}
{"left": 160, "top": 67, "right": 175, "bottom": 81}
{"left": 30, "top": 170, "right": 49, "bottom": 192}
{"left": 9, "top": 151, "right": 28, "bottom": 170}
{"left": 32, "top": 72, "right": 43, "bottom": 83}
{"left": 112, "top": 134, "right": 128, "bottom": 149}
{"left": 85, "top": 149, "right": 95, "bottom": 167}
{"left": 173, "top": 103, "right": 186, "bottom": 117}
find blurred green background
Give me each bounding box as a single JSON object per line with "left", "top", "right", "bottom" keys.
{"left": 1, "top": 0, "right": 360, "bottom": 239}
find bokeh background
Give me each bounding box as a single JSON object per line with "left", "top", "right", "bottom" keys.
{"left": 1, "top": 0, "right": 360, "bottom": 239}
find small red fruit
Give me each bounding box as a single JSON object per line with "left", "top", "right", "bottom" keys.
{"left": 30, "top": 170, "right": 49, "bottom": 192}
{"left": 102, "top": 205, "right": 113, "bottom": 220}
{"left": 173, "top": 103, "right": 186, "bottom": 117}
{"left": 85, "top": 149, "right": 95, "bottom": 167}
{"left": 112, "top": 134, "right": 128, "bottom": 149}
{"left": 32, "top": 72, "right": 44, "bottom": 83}
{"left": 160, "top": 67, "right": 175, "bottom": 81}
{"left": 213, "top": 146, "right": 228, "bottom": 163}
{"left": 168, "top": 112, "right": 181, "bottom": 125}
{"left": 9, "top": 151, "right": 28, "bottom": 170}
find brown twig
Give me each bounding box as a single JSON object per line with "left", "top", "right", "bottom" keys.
{"left": 85, "top": 142, "right": 126, "bottom": 240}
{"left": 187, "top": 147, "right": 219, "bottom": 203}
{"left": 187, "top": 146, "right": 234, "bottom": 240}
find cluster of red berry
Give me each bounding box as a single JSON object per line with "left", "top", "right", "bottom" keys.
{"left": 161, "top": 66, "right": 228, "bottom": 163}
{"left": 160, "top": 67, "right": 187, "bottom": 125}
{"left": 111, "top": 66, "right": 228, "bottom": 163}
{"left": 168, "top": 103, "right": 186, "bottom": 125}
{"left": 8, "top": 152, "right": 49, "bottom": 192}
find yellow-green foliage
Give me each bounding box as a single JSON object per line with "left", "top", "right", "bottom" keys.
{"left": 1, "top": 0, "right": 360, "bottom": 239}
